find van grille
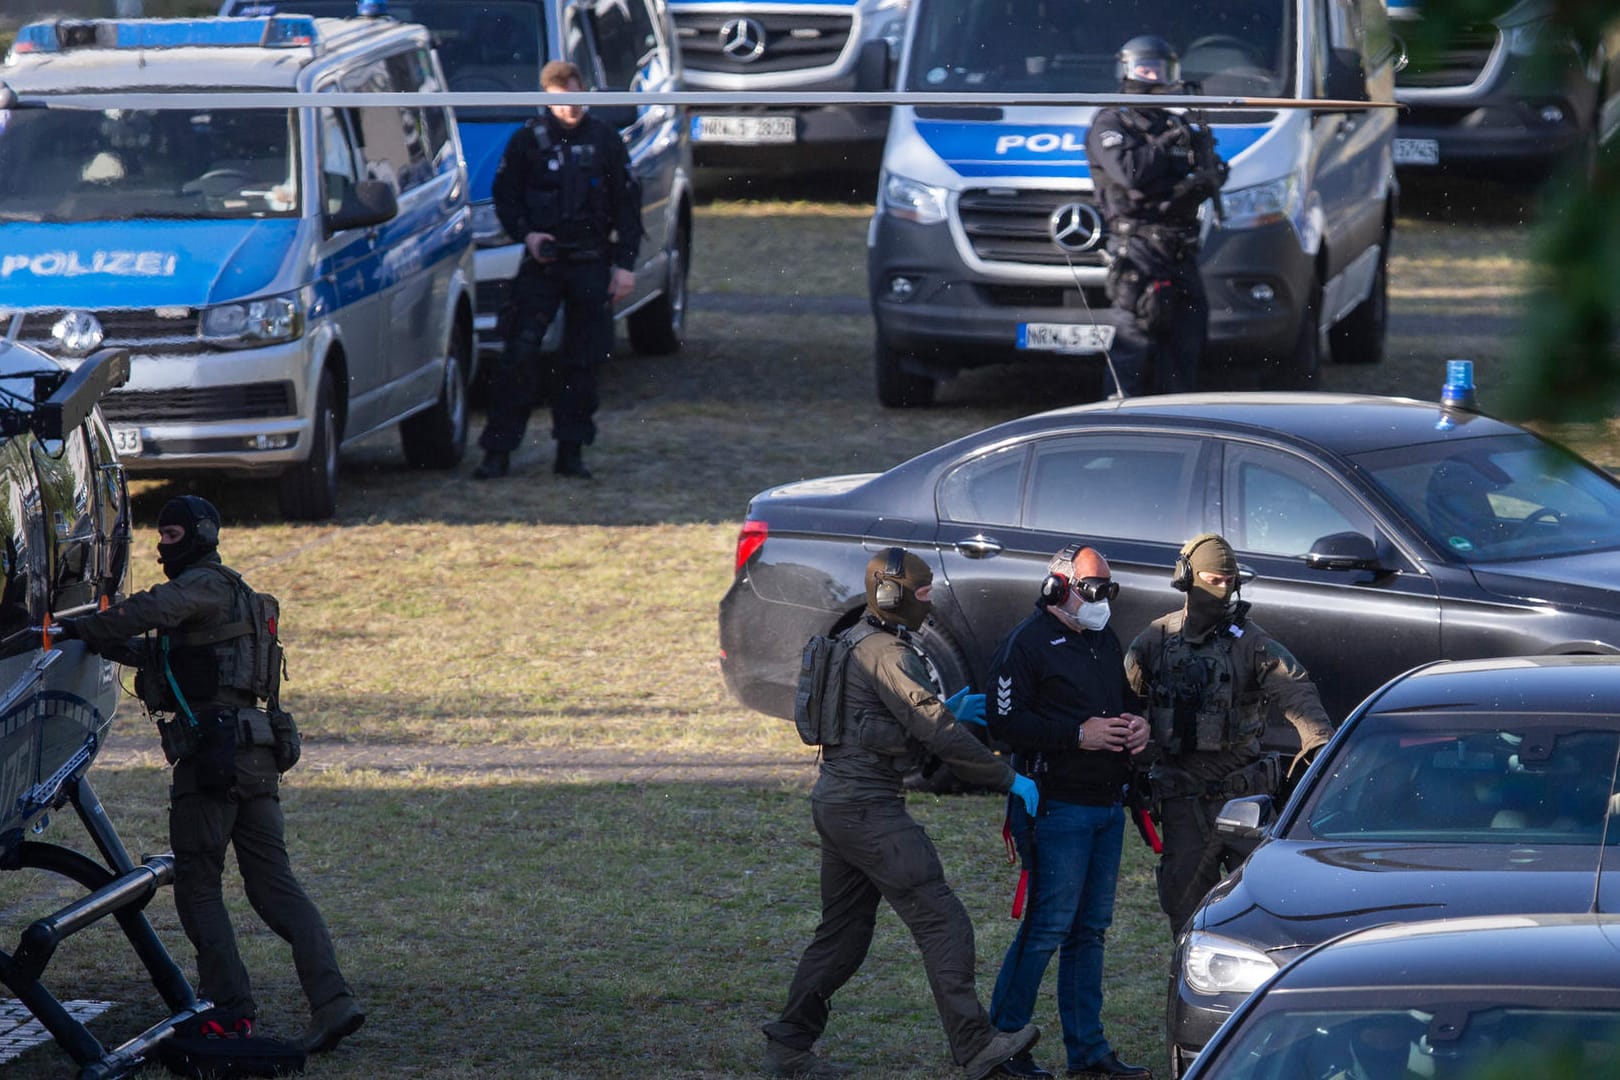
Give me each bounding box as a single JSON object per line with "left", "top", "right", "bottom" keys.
{"left": 673, "top": 11, "right": 852, "bottom": 76}
{"left": 99, "top": 382, "right": 297, "bottom": 424}
{"left": 959, "top": 189, "right": 1108, "bottom": 268}
{"left": 13, "top": 308, "right": 206, "bottom": 356}
{"left": 1399, "top": 23, "right": 1499, "bottom": 89}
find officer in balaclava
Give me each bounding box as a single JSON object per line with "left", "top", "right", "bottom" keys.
{"left": 1085, "top": 36, "right": 1227, "bottom": 397}
{"left": 1123, "top": 533, "right": 1333, "bottom": 935}
{"left": 764, "top": 549, "right": 1043, "bottom": 1080}
{"left": 53, "top": 497, "right": 365, "bottom": 1055}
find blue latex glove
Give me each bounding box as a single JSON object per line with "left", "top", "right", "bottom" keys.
{"left": 1010, "top": 774, "right": 1040, "bottom": 817}
{"left": 945, "top": 688, "right": 986, "bottom": 726}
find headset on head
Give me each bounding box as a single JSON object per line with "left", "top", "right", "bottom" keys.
{"left": 195, "top": 515, "right": 220, "bottom": 546}
{"left": 873, "top": 546, "right": 908, "bottom": 611}
{"left": 1172, "top": 533, "right": 1225, "bottom": 592}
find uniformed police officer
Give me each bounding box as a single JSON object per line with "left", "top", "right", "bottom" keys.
{"left": 1085, "top": 36, "right": 1227, "bottom": 397}
{"left": 764, "top": 547, "right": 1041, "bottom": 1080}
{"left": 54, "top": 497, "right": 363, "bottom": 1054}
{"left": 472, "top": 60, "right": 643, "bottom": 481}
{"left": 1123, "top": 534, "right": 1333, "bottom": 936}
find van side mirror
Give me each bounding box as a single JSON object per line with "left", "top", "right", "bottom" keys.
{"left": 1323, "top": 50, "right": 1368, "bottom": 103}
{"left": 1216, "top": 795, "right": 1274, "bottom": 856}
{"left": 595, "top": 103, "right": 640, "bottom": 132}
{"left": 856, "top": 39, "right": 892, "bottom": 91}
{"left": 327, "top": 180, "right": 397, "bottom": 233}
{"left": 1305, "top": 531, "right": 1383, "bottom": 572}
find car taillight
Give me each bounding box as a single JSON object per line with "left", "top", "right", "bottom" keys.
{"left": 734, "top": 520, "right": 767, "bottom": 574}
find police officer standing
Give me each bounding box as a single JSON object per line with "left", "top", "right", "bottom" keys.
{"left": 54, "top": 497, "right": 363, "bottom": 1054}
{"left": 763, "top": 547, "right": 1041, "bottom": 1080}
{"left": 1123, "top": 534, "right": 1333, "bottom": 937}
{"left": 1086, "top": 37, "right": 1227, "bottom": 396}
{"left": 472, "top": 60, "right": 643, "bottom": 481}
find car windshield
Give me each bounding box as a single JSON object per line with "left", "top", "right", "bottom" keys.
{"left": 1351, "top": 432, "right": 1620, "bottom": 563}
{"left": 249, "top": 0, "right": 550, "bottom": 121}
{"left": 1205, "top": 1006, "right": 1620, "bottom": 1079}
{"left": 905, "top": 0, "right": 1294, "bottom": 97}
{"left": 0, "top": 106, "right": 299, "bottom": 222}
{"left": 1300, "top": 713, "right": 1620, "bottom": 845}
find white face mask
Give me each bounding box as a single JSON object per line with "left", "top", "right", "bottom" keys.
{"left": 1052, "top": 595, "right": 1111, "bottom": 633}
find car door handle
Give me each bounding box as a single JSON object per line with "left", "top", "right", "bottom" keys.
{"left": 955, "top": 535, "right": 1004, "bottom": 558}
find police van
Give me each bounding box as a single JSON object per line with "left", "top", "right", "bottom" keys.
{"left": 0, "top": 15, "right": 476, "bottom": 519}
{"left": 866, "top": 0, "right": 1400, "bottom": 405}
{"left": 223, "top": 0, "right": 695, "bottom": 360}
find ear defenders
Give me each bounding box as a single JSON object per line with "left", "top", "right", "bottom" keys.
{"left": 1039, "top": 544, "right": 1083, "bottom": 606}
{"left": 195, "top": 515, "right": 220, "bottom": 547}
{"left": 873, "top": 546, "right": 907, "bottom": 611}
{"left": 1172, "top": 533, "right": 1223, "bottom": 592}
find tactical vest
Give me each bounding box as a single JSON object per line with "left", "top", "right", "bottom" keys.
{"left": 521, "top": 119, "right": 613, "bottom": 251}
{"left": 843, "top": 626, "right": 941, "bottom": 766}
{"left": 1146, "top": 628, "right": 1264, "bottom": 754}
{"left": 151, "top": 566, "right": 284, "bottom": 713}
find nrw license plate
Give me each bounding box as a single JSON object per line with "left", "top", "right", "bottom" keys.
{"left": 1018, "top": 323, "right": 1116, "bottom": 353}
{"left": 1393, "top": 138, "right": 1440, "bottom": 166}
{"left": 691, "top": 115, "right": 796, "bottom": 144}
{"left": 109, "top": 425, "right": 143, "bottom": 456}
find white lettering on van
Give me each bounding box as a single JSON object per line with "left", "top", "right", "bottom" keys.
{"left": 994, "top": 132, "right": 1088, "bottom": 156}
{"left": 0, "top": 250, "right": 178, "bottom": 279}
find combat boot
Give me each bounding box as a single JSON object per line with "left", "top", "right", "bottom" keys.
{"left": 302, "top": 994, "right": 365, "bottom": 1054}
{"left": 471, "top": 450, "right": 510, "bottom": 480}
{"left": 964, "top": 1024, "right": 1041, "bottom": 1080}
{"left": 554, "top": 441, "right": 591, "bottom": 478}
{"left": 762, "top": 1037, "right": 850, "bottom": 1079}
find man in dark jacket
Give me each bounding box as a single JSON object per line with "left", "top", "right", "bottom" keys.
{"left": 984, "top": 545, "right": 1151, "bottom": 1080}
{"left": 54, "top": 497, "right": 362, "bottom": 1054}
{"left": 1125, "top": 533, "right": 1335, "bottom": 936}
{"left": 763, "top": 547, "right": 1041, "bottom": 1080}
{"left": 1086, "top": 35, "right": 1227, "bottom": 396}
{"left": 472, "top": 59, "right": 643, "bottom": 481}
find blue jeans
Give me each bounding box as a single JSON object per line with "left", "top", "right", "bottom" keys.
{"left": 989, "top": 798, "right": 1125, "bottom": 1070}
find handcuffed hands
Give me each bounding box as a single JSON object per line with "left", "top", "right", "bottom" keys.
{"left": 945, "top": 687, "right": 987, "bottom": 726}
{"left": 1010, "top": 773, "right": 1040, "bottom": 817}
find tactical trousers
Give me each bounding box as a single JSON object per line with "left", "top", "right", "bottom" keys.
{"left": 170, "top": 746, "right": 350, "bottom": 1019}
{"left": 764, "top": 798, "right": 996, "bottom": 1065}
{"left": 478, "top": 259, "right": 612, "bottom": 453}
{"left": 1111, "top": 269, "right": 1208, "bottom": 397}
{"left": 1155, "top": 794, "right": 1233, "bottom": 937}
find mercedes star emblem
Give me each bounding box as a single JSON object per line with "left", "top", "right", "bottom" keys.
{"left": 1049, "top": 202, "right": 1105, "bottom": 254}
{"left": 719, "top": 17, "right": 767, "bottom": 63}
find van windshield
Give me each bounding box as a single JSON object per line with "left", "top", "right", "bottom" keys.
{"left": 0, "top": 106, "right": 299, "bottom": 223}
{"left": 239, "top": 0, "right": 550, "bottom": 121}
{"left": 905, "top": 0, "right": 1294, "bottom": 98}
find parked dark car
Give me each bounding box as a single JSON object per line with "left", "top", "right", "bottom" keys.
{"left": 1182, "top": 913, "right": 1620, "bottom": 1080}
{"left": 1166, "top": 654, "right": 1620, "bottom": 1077}
{"left": 718, "top": 392, "right": 1620, "bottom": 748}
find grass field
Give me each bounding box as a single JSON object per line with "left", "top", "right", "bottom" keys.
{"left": 2, "top": 170, "right": 1597, "bottom": 1079}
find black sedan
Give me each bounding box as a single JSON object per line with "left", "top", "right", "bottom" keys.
{"left": 718, "top": 392, "right": 1620, "bottom": 742}
{"left": 1167, "top": 654, "right": 1620, "bottom": 1077}
{"left": 1182, "top": 913, "right": 1620, "bottom": 1080}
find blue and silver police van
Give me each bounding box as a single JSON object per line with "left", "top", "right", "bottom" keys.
{"left": 0, "top": 15, "right": 476, "bottom": 519}
{"left": 866, "top": 0, "right": 1401, "bottom": 406}
{"left": 224, "top": 0, "right": 695, "bottom": 360}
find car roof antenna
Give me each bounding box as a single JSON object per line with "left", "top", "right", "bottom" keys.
{"left": 1589, "top": 735, "right": 1620, "bottom": 914}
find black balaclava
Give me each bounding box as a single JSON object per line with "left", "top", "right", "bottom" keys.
{"left": 1182, "top": 533, "right": 1239, "bottom": 640}
{"left": 865, "top": 548, "right": 933, "bottom": 631}
{"left": 157, "top": 495, "right": 221, "bottom": 579}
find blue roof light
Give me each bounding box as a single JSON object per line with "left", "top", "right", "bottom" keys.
{"left": 8, "top": 17, "right": 320, "bottom": 54}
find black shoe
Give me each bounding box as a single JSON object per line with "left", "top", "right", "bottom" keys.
{"left": 472, "top": 451, "right": 510, "bottom": 480}
{"left": 554, "top": 441, "right": 592, "bottom": 478}
{"left": 1067, "top": 1051, "right": 1151, "bottom": 1079}
{"left": 995, "top": 1050, "right": 1055, "bottom": 1078}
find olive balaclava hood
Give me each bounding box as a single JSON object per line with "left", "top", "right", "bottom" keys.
{"left": 1181, "top": 533, "right": 1238, "bottom": 640}
{"left": 865, "top": 547, "right": 933, "bottom": 631}
{"left": 157, "top": 495, "right": 221, "bottom": 579}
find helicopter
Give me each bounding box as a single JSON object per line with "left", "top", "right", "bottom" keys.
{"left": 0, "top": 323, "right": 212, "bottom": 1080}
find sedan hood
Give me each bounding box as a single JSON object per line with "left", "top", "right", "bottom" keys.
{"left": 1198, "top": 839, "right": 1616, "bottom": 952}
{"left": 1471, "top": 551, "right": 1620, "bottom": 619}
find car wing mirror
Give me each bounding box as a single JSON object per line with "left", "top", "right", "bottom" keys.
{"left": 326, "top": 179, "right": 397, "bottom": 233}
{"left": 1323, "top": 49, "right": 1369, "bottom": 103}
{"left": 1216, "top": 794, "right": 1274, "bottom": 855}
{"left": 855, "top": 39, "right": 892, "bottom": 92}
{"left": 1305, "top": 530, "right": 1384, "bottom": 572}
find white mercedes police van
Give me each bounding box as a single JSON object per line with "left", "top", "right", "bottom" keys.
{"left": 0, "top": 15, "right": 476, "bottom": 519}
{"left": 866, "top": 0, "right": 1400, "bottom": 406}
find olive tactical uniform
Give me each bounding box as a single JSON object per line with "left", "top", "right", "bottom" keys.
{"left": 1124, "top": 535, "right": 1332, "bottom": 936}
{"left": 60, "top": 498, "right": 361, "bottom": 1052}
{"left": 1086, "top": 36, "right": 1227, "bottom": 396}
{"left": 765, "top": 549, "right": 1037, "bottom": 1080}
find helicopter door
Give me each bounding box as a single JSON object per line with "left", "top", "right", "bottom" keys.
{"left": 32, "top": 428, "right": 99, "bottom": 617}
{"left": 84, "top": 416, "right": 130, "bottom": 604}
{"left": 0, "top": 443, "right": 45, "bottom": 658}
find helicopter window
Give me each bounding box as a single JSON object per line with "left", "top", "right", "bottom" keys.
{"left": 33, "top": 430, "right": 97, "bottom": 615}
{"left": 0, "top": 456, "right": 43, "bottom": 656}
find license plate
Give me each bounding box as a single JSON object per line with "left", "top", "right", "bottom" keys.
{"left": 691, "top": 114, "right": 796, "bottom": 144}
{"left": 109, "top": 425, "right": 143, "bottom": 456}
{"left": 1017, "top": 323, "right": 1116, "bottom": 353}
{"left": 1393, "top": 138, "right": 1440, "bottom": 166}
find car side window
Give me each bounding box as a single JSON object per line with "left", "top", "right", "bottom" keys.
{"left": 588, "top": 0, "right": 663, "bottom": 90}
{"left": 564, "top": 7, "right": 601, "bottom": 84}
{"left": 318, "top": 106, "right": 364, "bottom": 216}
{"left": 1224, "top": 444, "right": 1374, "bottom": 557}
{"left": 939, "top": 445, "right": 1027, "bottom": 526}
{"left": 341, "top": 60, "right": 431, "bottom": 194}
{"left": 1024, "top": 435, "right": 1200, "bottom": 541}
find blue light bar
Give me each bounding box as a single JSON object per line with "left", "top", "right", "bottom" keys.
{"left": 8, "top": 16, "right": 319, "bottom": 55}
